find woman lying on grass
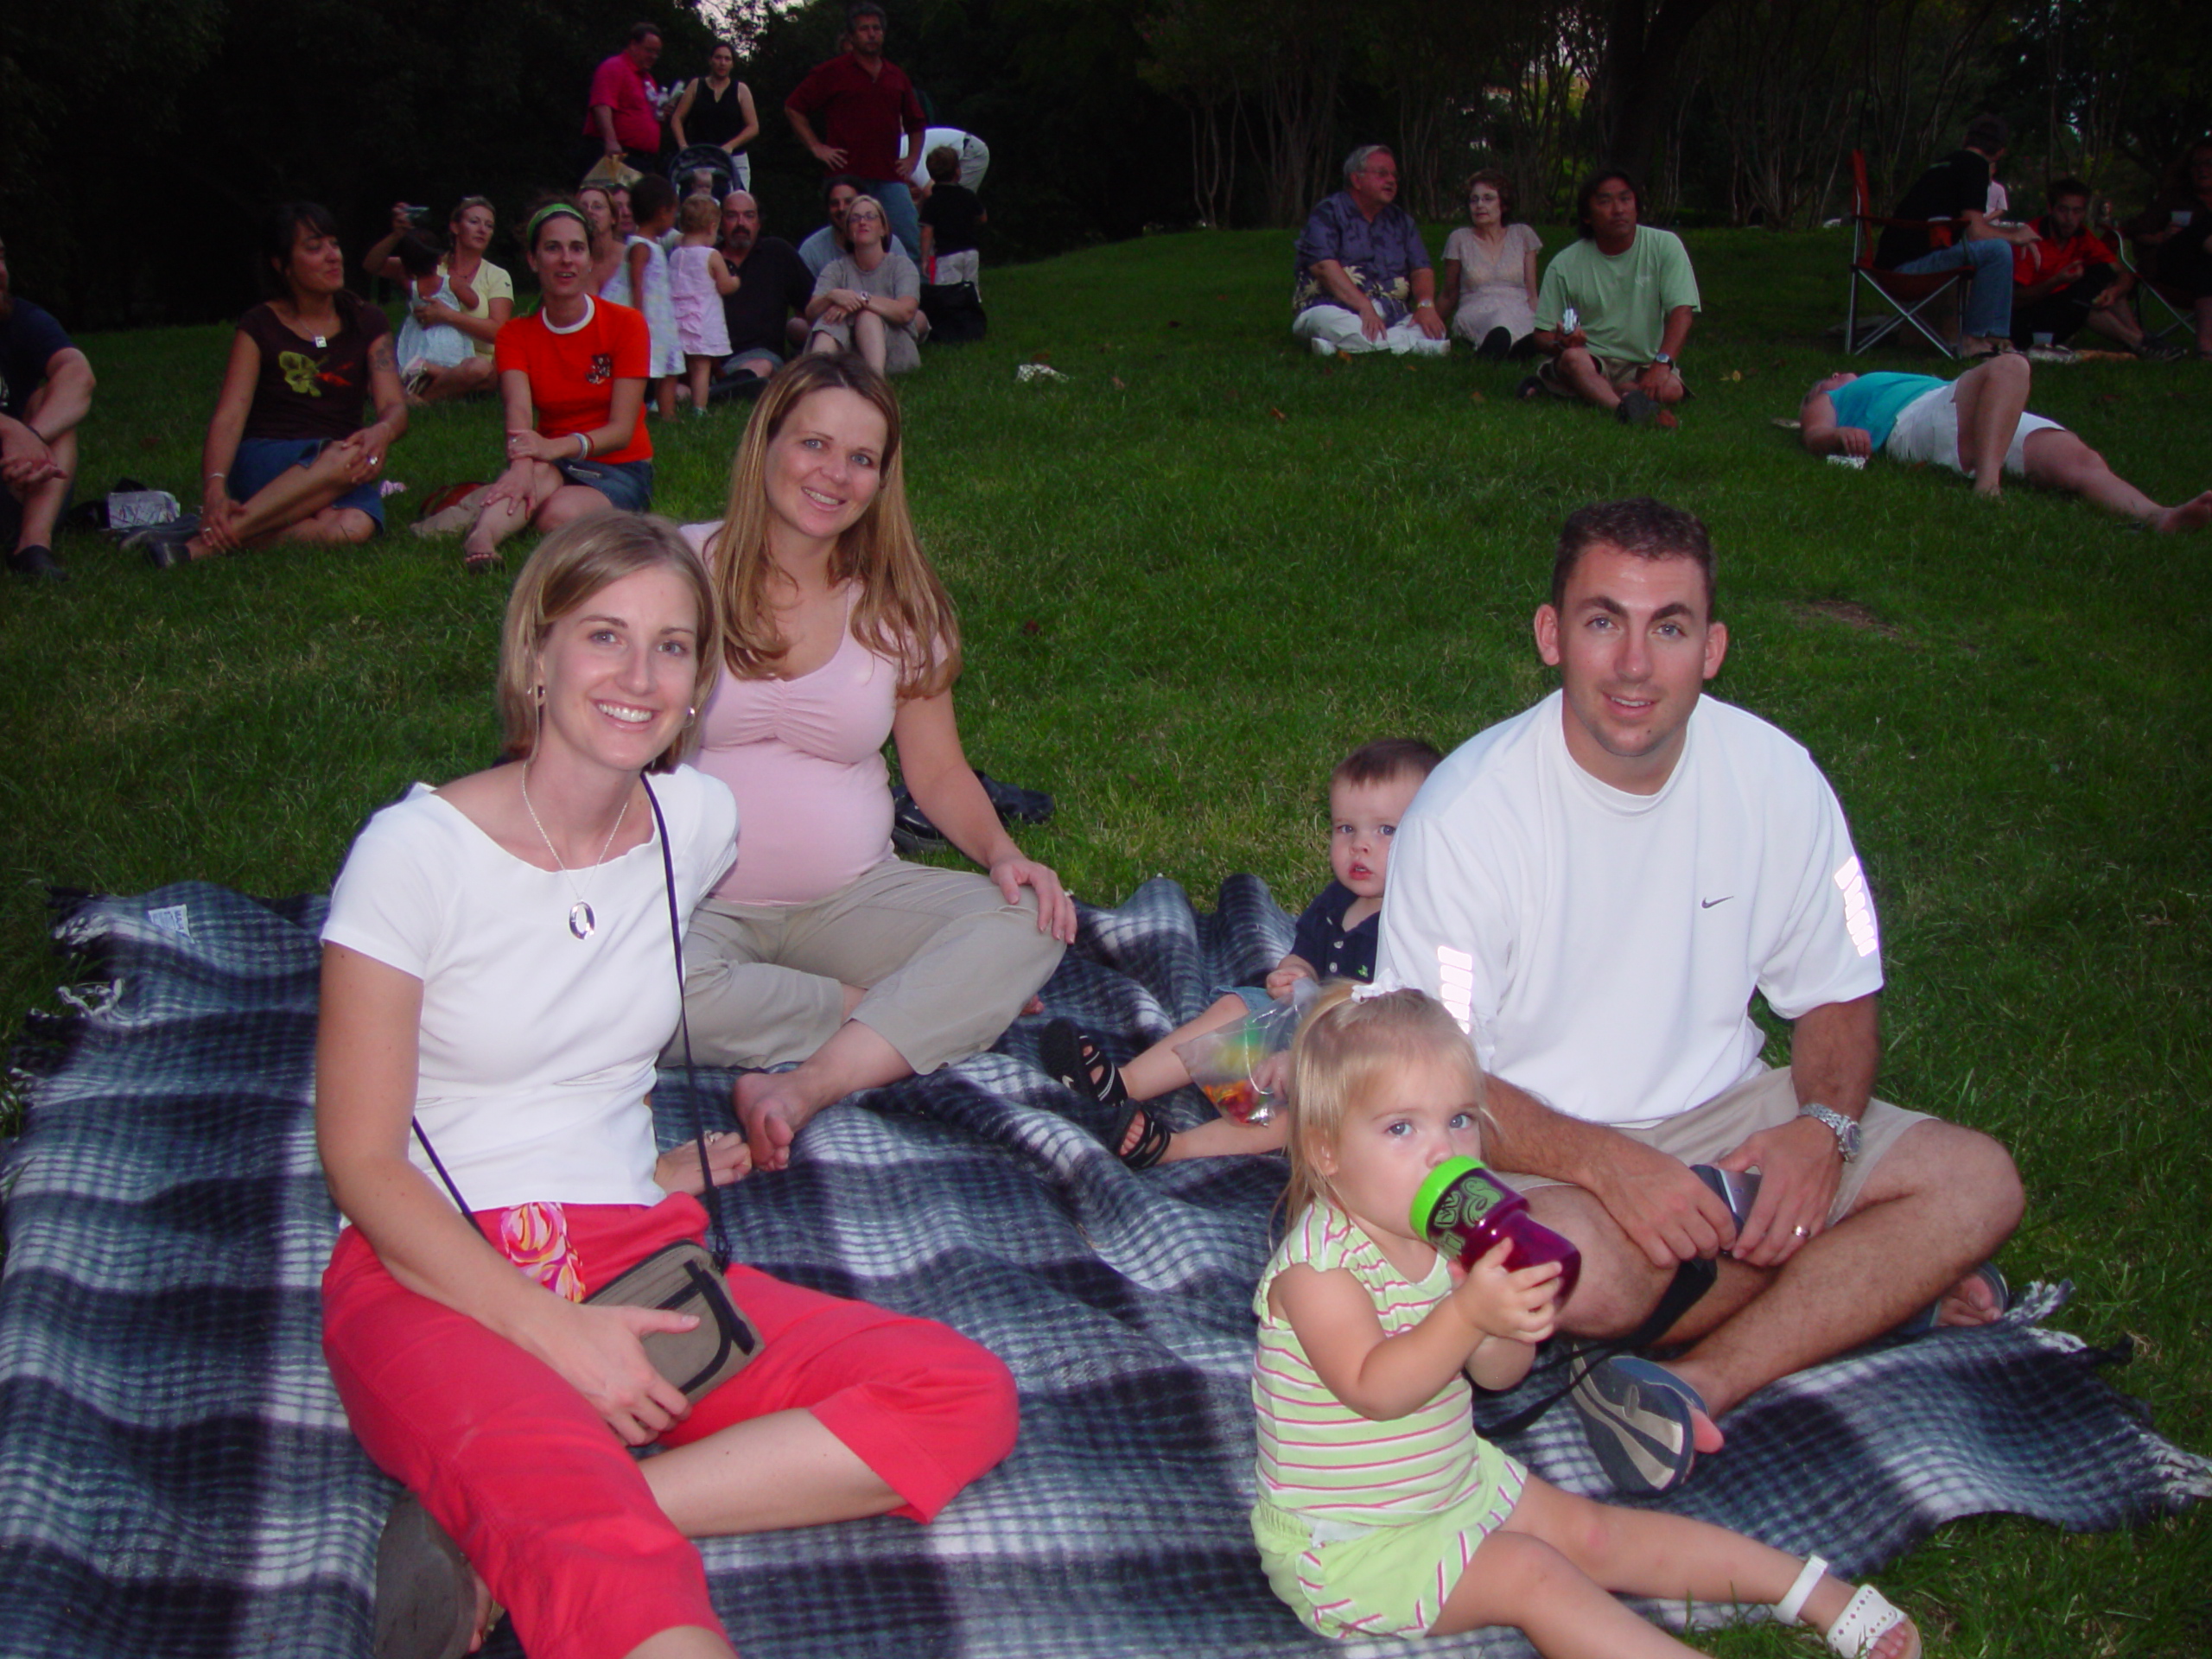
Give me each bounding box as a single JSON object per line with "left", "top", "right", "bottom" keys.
{"left": 315, "top": 512, "right": 1015, "bottom": 1659}
{"left": 1252, "top": 985, "right": 1919, "bottom": 1659}
{"left": 143, "top": 202, "right": 406, "bottom": 568}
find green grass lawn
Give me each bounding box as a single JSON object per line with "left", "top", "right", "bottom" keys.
{"left": 3, "top": 227, "right": 2208, "bottom": 1654}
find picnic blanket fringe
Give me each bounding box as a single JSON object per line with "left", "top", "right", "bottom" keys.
{"left": 0, "top": 880, "right": 2203, "bottom": 1659}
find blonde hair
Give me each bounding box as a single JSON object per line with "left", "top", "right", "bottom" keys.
{"left": 706, "top": 354, "right": 960, "bottom": 696}
{"left": 497, "top": 514, "right": 722, "bottom": 771}
{"left": 679, "top": 193, "right": 721, "bottom": 236}
{"left": 1282, "top": 986, "right": 1488, "bottom": 1223}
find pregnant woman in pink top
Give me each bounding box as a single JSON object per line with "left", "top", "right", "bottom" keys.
{"left": 680, "top": 353, "right": 1074, "bottom": 1170}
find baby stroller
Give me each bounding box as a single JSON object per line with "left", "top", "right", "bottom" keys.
{"left": 667, "top": 143, "right": 744, "bottom": 200}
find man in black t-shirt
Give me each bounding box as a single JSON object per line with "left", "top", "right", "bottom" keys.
{"left": 710, "top": 192, "right": 817, "bottom": 401}
{"left": 1873, "top": 115, "right": 2041, "bottom": 358}
{"left": 0, "top": 238, "right": 93, "bottom": 581}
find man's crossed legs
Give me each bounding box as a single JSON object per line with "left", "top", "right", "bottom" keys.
{"left": 1516, "top": 1067, "right": 2023, "bottom": 1491}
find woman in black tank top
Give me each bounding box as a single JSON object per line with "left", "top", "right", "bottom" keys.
{"left": 671, "top": 41, "right": 760, "bottom": 182}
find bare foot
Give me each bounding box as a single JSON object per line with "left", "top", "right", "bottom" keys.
{"left": 2153, "top": 489, "right": 2212, "bottom": 532}
{"left": 734, "top": 1071, "right": 818, "bottom": 1171}
{"left": 1930, "top": 1266, "right": 2005, "bottom": 1328}
{"left": 653, "top": 1130, "right": 752, "bottom": 1193}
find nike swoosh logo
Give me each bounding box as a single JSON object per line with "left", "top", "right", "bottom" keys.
{"left": 1700, "top": 896, "right": 1732, "bottom": 909}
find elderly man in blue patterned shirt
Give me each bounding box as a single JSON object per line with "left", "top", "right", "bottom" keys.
{"left": 1291, "top": 145, "right": 1449, "bottom": 356}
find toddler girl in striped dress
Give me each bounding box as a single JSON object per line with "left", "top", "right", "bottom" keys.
{"left": 1251, "top": 986, "right": 1919, "bottom": 1658}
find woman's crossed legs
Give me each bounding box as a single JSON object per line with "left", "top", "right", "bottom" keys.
{"left": 323, "top": 1198, "right": 1016, "bottom": 1659}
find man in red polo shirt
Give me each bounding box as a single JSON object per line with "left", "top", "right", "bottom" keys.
{"left": 785, "top": 3, "right": 928, "bottom": 262}
{"left": 581, "top": 22, "right": 666, "bottom": 180}
{"left": 2011, "top": 179, "right": 2172, "bottom": 359}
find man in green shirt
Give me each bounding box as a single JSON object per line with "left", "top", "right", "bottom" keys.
{"left": 1524, "top": 169, "right": 1699, "bottom": 427}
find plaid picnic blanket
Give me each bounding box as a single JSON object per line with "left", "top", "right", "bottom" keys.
{"left": 2, "top": 878, "right": 2205, "bottom": 1659}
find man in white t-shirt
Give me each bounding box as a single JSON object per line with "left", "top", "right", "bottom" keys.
{"left": 1377, "top": 497, "right": 2023, "bottom": 1495}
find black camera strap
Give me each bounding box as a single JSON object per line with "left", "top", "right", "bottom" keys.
{"left": 641, "top": 773, "right": 734, "bottom": 1270}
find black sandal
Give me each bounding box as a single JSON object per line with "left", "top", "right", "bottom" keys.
{"left": 1039, "top": 1019, "right": 1170, "bottom": 1169}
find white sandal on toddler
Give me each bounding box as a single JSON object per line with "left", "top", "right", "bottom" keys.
{"left": 1776, "top": 1554, "right": 1921, "bottom": 1659}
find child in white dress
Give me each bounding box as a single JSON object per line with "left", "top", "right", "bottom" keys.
{"left": 602, "top": 175, "right": 685, "bottom": 418}
{"left": 669, "top": 194, "right": 741, "bottom": 416}
{"left": 392, "top": 234, "right": 475, "bottom": 385}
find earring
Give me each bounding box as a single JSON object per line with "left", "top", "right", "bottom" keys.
{"left": 533, "top": 683, "right": 545, "bottom": 705}
{"left": 685, "top": 705, "right": 697, "bottom": 723}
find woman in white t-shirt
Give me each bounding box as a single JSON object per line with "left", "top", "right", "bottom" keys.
{"left": 315, "top": 513, "right": 1015, "bottom": 1659}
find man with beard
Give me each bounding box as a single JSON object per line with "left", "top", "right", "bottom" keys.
{"left": 711, "top": 192, "right": 815, "bottom": 400}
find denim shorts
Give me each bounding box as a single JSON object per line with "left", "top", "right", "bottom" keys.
{"left": 231, "top": 436, "right": 385, "bottom": 531}
{"left": 555, "top": 457, "right": 653, "bottom": 512}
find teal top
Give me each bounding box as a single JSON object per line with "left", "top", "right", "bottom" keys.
{"left": 1824, "top": 372, "right": 1943, "bottom": 452}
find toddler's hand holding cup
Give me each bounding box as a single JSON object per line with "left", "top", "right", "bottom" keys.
{"left": 1453, "top": 1238, "right": 1561, "bottom": 1345}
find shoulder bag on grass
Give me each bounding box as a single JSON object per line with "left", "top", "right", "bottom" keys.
{"left": 410, "top": 775, "right": 760, "bottom": 1402}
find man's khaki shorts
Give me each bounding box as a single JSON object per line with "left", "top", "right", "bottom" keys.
{"left": 1535, "top": 354, "right": 1687, "bottom": 399}
{"left": 1499, "top": 1066, "right": 1931, "bottom": 1224}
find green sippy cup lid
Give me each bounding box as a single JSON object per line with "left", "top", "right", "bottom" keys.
{"left": 1409, "top": 1156, "right": 1489, "bottom": 1236}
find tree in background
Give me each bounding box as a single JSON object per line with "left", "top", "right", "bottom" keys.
{"left": 1585, "top": 0, "right": 1732, "bottom": 178}
{"left": 1692, "top": 0, "right": 1864, "bottom": 226}
{"left": 1364, "top": 0, "right": 1493, "bottom": 219}
{"left": 1138, "top": 0, "right": 1250, "bottom": 226}
{"left": 5, "top": 0, "right": 2201, "bottom": 322}
{"left": 1471, "top": 0, "right": 1610, "bottom": 220}
{"left": 1986, "top": 0, "right": 2211, "bottom": 204}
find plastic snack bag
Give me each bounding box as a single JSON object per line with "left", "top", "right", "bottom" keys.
{"left": 1173, "top": 978, "right": 1322, "bottom": 1126}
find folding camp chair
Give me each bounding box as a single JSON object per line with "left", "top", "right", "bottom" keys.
{"left": 1844, "top": 149, "right": 1970, "bottom": 355}
{"left": 2113, "top": 234, "right": 2196, "bottom": 347}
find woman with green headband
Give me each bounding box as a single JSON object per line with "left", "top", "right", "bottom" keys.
{"left": 446, "top": 198, "right": 654, "bottom": 574}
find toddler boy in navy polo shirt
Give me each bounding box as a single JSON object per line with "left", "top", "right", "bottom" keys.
{"left": 1039, "top": 740, "right": 1442, "bottom": 1165}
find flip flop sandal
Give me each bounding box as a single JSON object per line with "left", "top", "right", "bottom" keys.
{"left": 461, "top": 547, "right": 503, "bottom": 575}
{"left": 373, "top": 1495, "right": 483, "bottom": 1659}
{"left": 1569, "top": 1353, "right": 1706, "bottom": 1494}
{"left": 1777, "top": 1554, "right": 1921, "bottom": 1659}
{"left": 412, "top": 485, "right": 493, "bottom": 539}
{"left": 1038, "top": 1020, "right": 1168, "bottom": 1169}
{"left": 1891, "top": 1261, "right": 2009, "bottom": 1338}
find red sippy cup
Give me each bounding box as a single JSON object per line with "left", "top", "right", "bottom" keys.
{"left": 1409, "top": 1157, "right": 1580, "bottom": 1306}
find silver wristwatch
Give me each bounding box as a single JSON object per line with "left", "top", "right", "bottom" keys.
{"left": 1798, "top": 1103, "right": 1861, "bottom": 1162}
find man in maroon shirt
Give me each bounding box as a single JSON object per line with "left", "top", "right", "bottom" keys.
{"left": 580, "top": 22, "right": 666, "bottom": 179}
{"left": 785, "top": 3, "right": 928, "bottom": 260}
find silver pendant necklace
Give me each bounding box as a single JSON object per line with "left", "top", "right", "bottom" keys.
{"left": 518, "top": 762, "right": 631, "bottom": 940}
